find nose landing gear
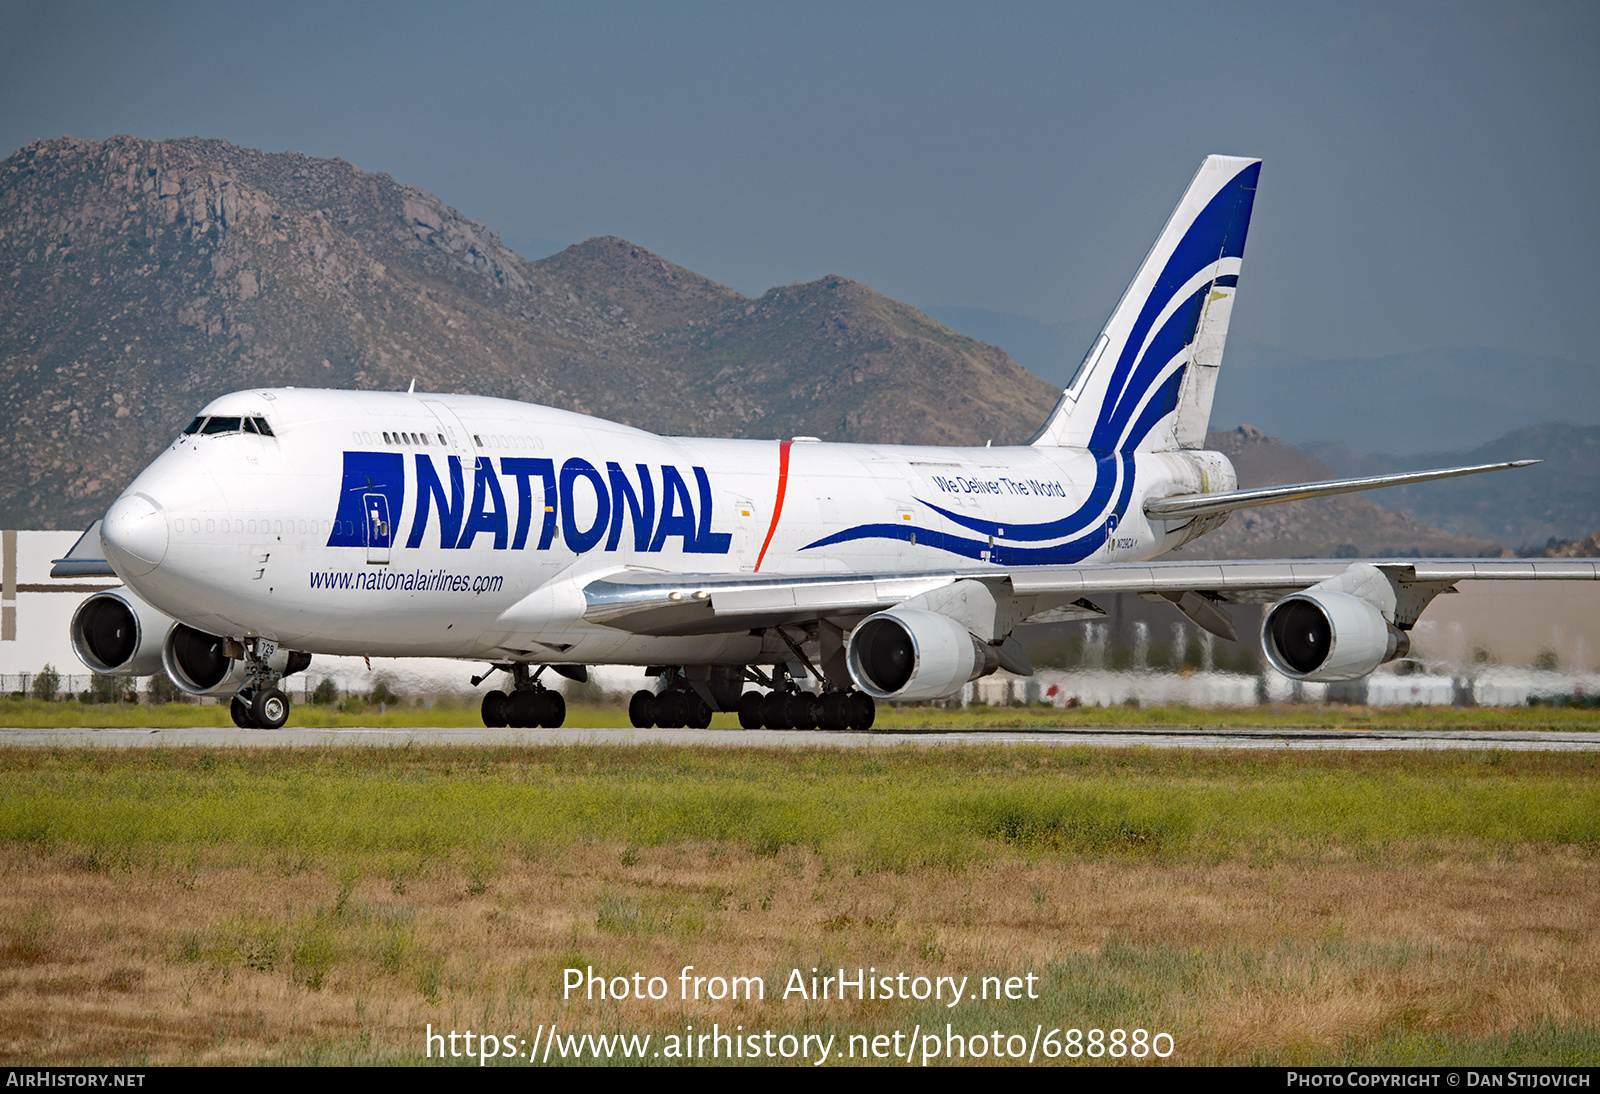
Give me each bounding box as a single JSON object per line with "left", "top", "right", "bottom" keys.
{"left": 228, "top": 641, "right": 309, "bottom": 729}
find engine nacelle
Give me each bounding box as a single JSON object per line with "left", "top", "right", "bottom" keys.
{"left": 846, "top": 608, "right": 1000, "bottom": 701}
{"left": 1261, "top": 590, "right": 1410, "bottom": 682}
{"left": 70, "top": 587, "right": 176, "bottom": 676}
{"left": 162, "top": 624, "right": 250, "bottom": 696}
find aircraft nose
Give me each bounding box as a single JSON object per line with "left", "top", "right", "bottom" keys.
{"left": 100, "top": 493, "right": 170, "bottom": 577}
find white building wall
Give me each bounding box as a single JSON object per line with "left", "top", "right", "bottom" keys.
{"left": 0, "top": 529, "right": 651, "bottom": 701}
{"left": 0, "top": 531, "right": 107, "bottom": 679}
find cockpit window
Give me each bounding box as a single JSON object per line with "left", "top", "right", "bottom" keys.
{"left": 201, "top": 416, "right": 243, "bottom": 435}
{"left": 182, "top": 417, "right": 206, "bottom": 435}
{"left": 244, "top": 416, "right": 275, "bottom": 437}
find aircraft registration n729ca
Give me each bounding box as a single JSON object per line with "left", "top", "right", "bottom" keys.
{"left": 55, "top": 155, "right": 1599, "bottom": 730}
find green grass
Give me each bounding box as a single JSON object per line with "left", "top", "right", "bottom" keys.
{"left": 3, "top": 696, "right": 1599, "bottom": 731}
{"left": 3, "top": 744, "right": 1595, "bottom": 1066}
{"left": 1, "top": 745, "right": 1594, "bottom": 872}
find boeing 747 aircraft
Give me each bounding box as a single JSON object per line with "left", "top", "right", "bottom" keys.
{"left": 55, "top": 156, "right": 1598, "bottom": 730}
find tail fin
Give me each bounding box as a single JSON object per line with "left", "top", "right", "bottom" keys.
{"left": 1031, "top": 155, "right": 1259, "bottom": 452}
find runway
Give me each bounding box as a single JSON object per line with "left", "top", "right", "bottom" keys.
{"left": 2, "top": 725, "right": 1597, "bottom": 750}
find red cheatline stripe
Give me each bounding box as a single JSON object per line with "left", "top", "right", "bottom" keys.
{"left": 753, "top": 440, "right": 792, "bottom": 573}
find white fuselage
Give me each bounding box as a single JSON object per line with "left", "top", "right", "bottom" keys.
{"left": 101, "top": 388, "right": 1236, "bottom": 666}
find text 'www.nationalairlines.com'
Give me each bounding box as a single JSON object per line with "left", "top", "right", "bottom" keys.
{"left": 424, "top": 1023, "right": 1173, "bottom": 1065}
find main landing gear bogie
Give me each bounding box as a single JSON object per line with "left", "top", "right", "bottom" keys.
{"left": 630, "top": 687, "right": 873, "bottom": 731}
{"left": 627, "top": 688, "right": 714, "bottom": 730}
{"left": 480, "top": 687, "right": 566, "bottom": 729}
{"left": 739, "top": 688, "right": 873, "bottom": 731}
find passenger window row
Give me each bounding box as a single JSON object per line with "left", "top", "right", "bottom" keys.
{"left": 381, "top": 430, "right": 446, "bottom": 446}
{"left": 470, "top": 433, "right": 545, "bottom": 450}
{"left": 173, "top": 517, "right": 330, "bottom": 536}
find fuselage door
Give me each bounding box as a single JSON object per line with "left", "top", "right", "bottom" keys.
{"left": 422, "top": 400, "right": 479, "bottom": 462}
{"left": 365, "top": 493, "right": 392, "bottom": 565}
{"left": 734, "top": 496, "right": 758, "bottom": 571}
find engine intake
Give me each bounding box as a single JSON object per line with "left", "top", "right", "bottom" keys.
{"left": 1262, "top": 591, "right": 1410, "bottom": 682}
{"left": 846, "top": 608, "right": 1000, "bottom": 701}
{"left": 69, "top": 588, "right": 175, "bottom": 676}
{"left": 162, "top": 624, "right": 248, "bottom": 696}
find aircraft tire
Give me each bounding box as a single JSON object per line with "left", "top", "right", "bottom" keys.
{"left": 821, "top": 690, "right": 852, "bottom": 730}
{"left": 251, "top": 687, "right": 290, "bottom": 730}
{"left": 656, "top": 690, "right": 687, "bottom": 729}
{"left": 736, "top": 691, "right": 763, "bottom": 729}
{"left": 758, "top": 692, "right": 785, "bottom": 729}
{"left": 686, "top": 693, "right": 712, "bottom": 729}
{"left": 481, "top": 690, "right": 509, "bottom": 728}
{"left": 849, "top": 691, "right": 875, "bottom": 731}
{"left": 230, "top": 693, "right": 256, "bottom": 729}
{"left": 628, "top": 690, "right": 656, "bottom": 728}
{"left": 539, "top": 690, "right": 566, "bottom": 729}
{"left": 792, "top": 694, "right": 821, "bottom": 732}
{"left": 507, "top": 689, "right": 541, "bottom": 729}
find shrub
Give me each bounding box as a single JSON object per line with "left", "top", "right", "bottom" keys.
{"left": 31, "top": 665, "right": 60, "bottom": 703}
{"left": 147, "top": 673, "right": 186, "bottom": 704}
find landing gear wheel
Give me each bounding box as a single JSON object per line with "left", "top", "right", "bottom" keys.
{"left": 778, "top": 692, "right": 805, "bottom": 729}
{"left": 250, "top": 687, "right": 290, "bottom": 730}
{"left": 760, "top": 692, "right": 791, "bottom": 730}
{"left": 481, "top": 690, "right": 509, "bottom": 728}
{"left": 849, "top": 691, "right": 876, "bottom": 731}
{"left": 230, "top": 693, "right": 256, "bottom": 729}
{"left": 685, "top": 692, "right": 712, "bottom": 729}
{"left": 736, "top": 691, "right": 763, "bottom": 729}
{"left": 792, "top": 694, "right": 822, "bottom": 732}
{"left": 821, "top": 691, "right": 852, "bottom": 730}
{"left": 507, "top": 689, "right": 540, "bottom": 728}
{"left": 736, "top": 690, "right": 761, "bottom": 726}
{"left": 629, "top": 690, "right": 657, "bottom": 729}
{"left": 538, "top": 690, "right": 566, "bottom": 728}
{"left": 656, "top": 690, "right": 687, "bottom": 729}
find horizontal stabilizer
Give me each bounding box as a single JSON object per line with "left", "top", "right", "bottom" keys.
{"left": 1143, "top": 461, "right": 1538, "bottom": 522}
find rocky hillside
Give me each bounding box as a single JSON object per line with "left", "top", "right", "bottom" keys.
{"left": 1537, "top": 529, "right": 1600, "bottom": 558}
{"left": 0, "top": 136, "right": 1059, "bottom": 529}
{"left": 1165, "top": 425, "right": 1499, "bottom": 560}
{"left": 1308, "top": 422, "right": 1600, "bottom": 546}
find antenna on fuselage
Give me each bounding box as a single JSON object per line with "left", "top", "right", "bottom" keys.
{"left": 407, "top": 378, "right": 417, "bottom": 394}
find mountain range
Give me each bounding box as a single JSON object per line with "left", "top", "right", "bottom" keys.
{"left": 0, "top": 136, "right": 1057, "bottom": 530}
{"left": 1, "top": 135, "right": 1591, "bottom": 554}
{"left": 923, "top": 311, "right": 1600, "bottom": 458}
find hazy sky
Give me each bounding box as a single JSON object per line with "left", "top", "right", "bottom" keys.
{"left": 3, "top": 1, "right": 1597, "bottom": 366}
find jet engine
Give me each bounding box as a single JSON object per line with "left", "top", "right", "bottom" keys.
{"left": 162, "top": 624, "right": 250, "bottom": 696}
{"left": 846, "top": 608, "right": 1001, "bottom": 701}
{"left": 1261, "top": 591, "right": 1410, "bottom": 682}
{"left": 69, "top": 587, "right": 176, "bottom": 677}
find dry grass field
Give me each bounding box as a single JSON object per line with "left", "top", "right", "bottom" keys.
{"left": 0, "top": 742, "right": 1596, "bottom": 1066}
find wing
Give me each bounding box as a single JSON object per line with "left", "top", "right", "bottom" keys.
{"left": 583, "top": 558, "right": 1600, "bottom": 638}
